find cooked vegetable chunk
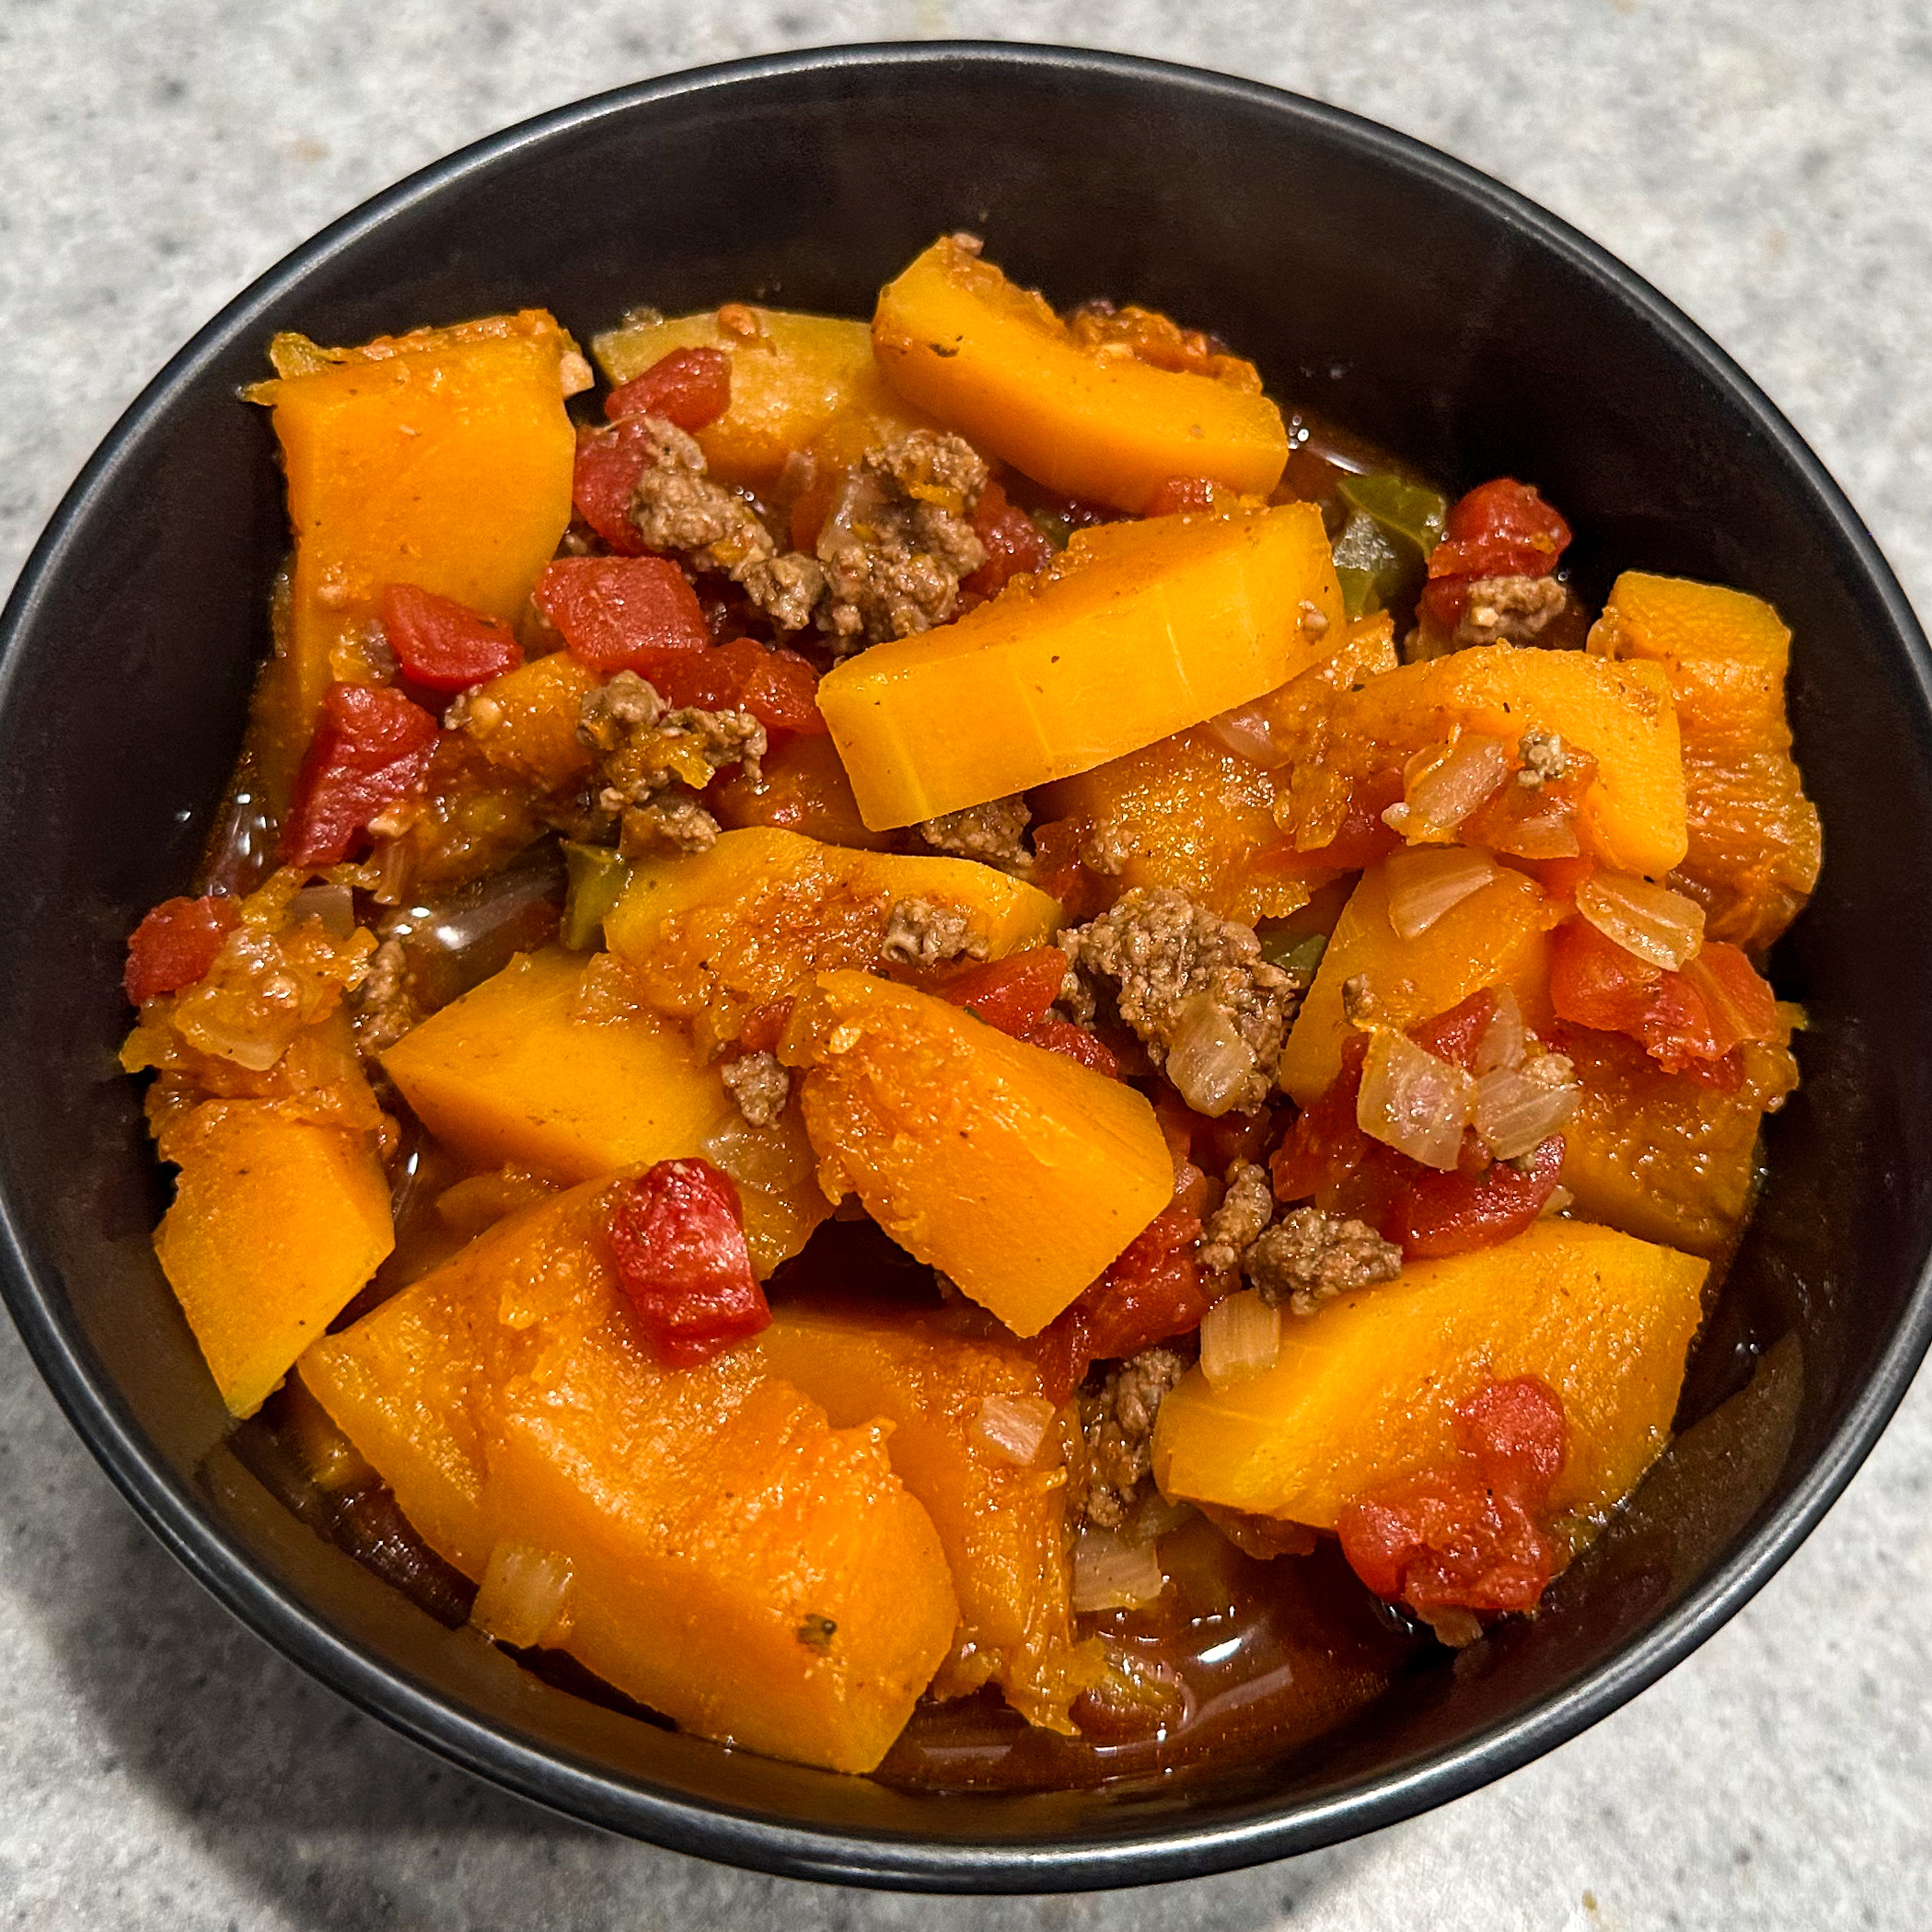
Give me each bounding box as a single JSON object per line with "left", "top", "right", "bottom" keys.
{"left": 1152, "top": 1221, "right": 1708, "bottom": 1529}
{"left": 1280, "top": 862, "right": 1561, "bottom": 1104}
{"left": 603, "top": 826, "right": 1063, "bottom": 1049}
{"left": 156, "top": 1101, "right": 394, "bottom": 1417}
{"left": 781, "top": 972, "right": 1173, "bottom": 1336}
{"left": 248, "top": 311, "right": 579, "bottom": 776}
{"left": 758, "top": 1304, "right": 1098, "bottom": 1730}
{"left": 872, "top": 237, "right": 1289, "bottom": 511}
{"left": 300, "top": 1180, "right": 958, "bottom": 1773}
{"left": 817, "top": 504, "right": 1344, "bottom": 829}
{"left": 593, "top": 306, "right": 922, "bottom": 489}
{"left": 380, "top": 947, "right": 827, "bottom": 1276}
{"left": 1589, "top": 572, "right": 1822, "bottom": 951}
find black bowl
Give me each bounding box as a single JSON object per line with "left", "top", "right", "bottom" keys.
{"left": 3, "top": 41, "right": 1928, "bottom": 1893}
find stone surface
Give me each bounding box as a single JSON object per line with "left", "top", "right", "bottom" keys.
{"left": 2, "top": 1, "right": 1928, "bottom": 1926}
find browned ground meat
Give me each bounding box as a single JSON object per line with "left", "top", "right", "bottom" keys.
{"left": 1077, "top": 1347, "right": 1188, "bottom": 1530}
{"left": 816, "top": 430, "right": 988, "bottom": 652}
{"left": 1516, "top": 727, "right": 1571, "bottom": 786}
{"left": 350, "top": 936, "right": 418, "bottom": 1060}
{"left": 916, "top": 794, "right": 1032, "bottom": 870}
{"left": 1452, "top": 574, "right": 1570, "bottom": 648}
{"left": 1244, "top": 1206, "right": 1403, "bottom": 1315}
{"left": 1198, "top": 1159, "right": 1276, "bottom": 1280}
{"left": 878, "top": 897, "right": 988, "bottom": 967}
{"left": 721, "top": 1049, "right": 790, "bottom": 1127}
{"left": 1059, "top": 887, "right": 1300, "bottom": 1114}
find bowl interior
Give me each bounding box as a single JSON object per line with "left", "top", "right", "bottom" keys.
{"left": 4, "top": 45, "right": 1930, "bottom": 1890}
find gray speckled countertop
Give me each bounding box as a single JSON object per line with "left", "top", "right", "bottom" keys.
{"left": 3, "top": 3, "right": 1929, "bottom": 1926}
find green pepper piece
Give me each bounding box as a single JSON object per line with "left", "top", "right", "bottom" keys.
{"left": 561, "top": 843, "right": 632, "bottom": 952}
{"left": 1332, "top": 509, "right": 1402, "bottom": 618}
{"left": 1258, "top": 928, "right": 1328, "bottom": 978}
{"left": 1338, "top": 472, "right": 1449, "bottom": 560}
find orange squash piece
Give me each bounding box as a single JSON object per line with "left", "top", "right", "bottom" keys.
{"left": 872, "top": 237, "right": 1289, "bottom": 511}
{"left": 1152, "top": 1220, "right": 1708, "bottom": 1530}
{"left": 781, "top": 972, "right": 1174, "bottom": 1337}
{"left": 1589, "top": 572, "right": 1822, "bottom": 951}
{"left": 155, "top": 1099, "right": 394, "bottom": 1417}
{"left": 816, "top": 504, "right": 1344, "bottom": 829}
{"left": 454, "top": 653, "right": 600, "bottom": 792}
{"left": 758, "top": 1304, "right": 1098, "bottom": 1730}
{"left": 299, "top": 1179, "right": 959, "bottom": 1774}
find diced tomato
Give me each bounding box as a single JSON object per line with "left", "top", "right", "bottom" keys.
{"left": 1154, "top": 1091, "right": 1280, "bottom": 1177}
{"left": 1337, "top": 1374, "right": 1568, "bottom": 1615}
{"left": 1387, "top": 1134, "right": 1565, "bottom": 1257}
{"left": 1420, "top": 478, "right": 1571, "bottom": 629}
{"left": 937, "top": 946, "right": 1119, "bottom": 1076}
{"left": 962, "top": 478, "right": 1054, "bottom": 598}
{"left": 1272, "top": 1035, "right": 1375, "bottom": 1202}
{"left": 1681, "top": 940, "right": 1780, "bottom": 1044}
{"left": 657, "top": 636, "right": 826, "bottom": 737}
{"left": 736, "top": 998, "right": 795, "bottom": 1053}
{"left": 603, "top": 1158, "right": 769, "bottom": 1367}
{"left": 1142, "top": 476, "right": 1221, "bottom": 516}
{"left": 379, "top": 584, "right": 523, "bottom": 693}
{"left": 1034, "top": 1204, "right": 1207, "bottom": 1400}
{"left": 1281, "top": 769, "right": 1406, "bottom": 873}
{"left": 123, "top": 894, "right": 237, "bottom": 1005}
{"left": 534, "top": 556, "right": 711, "bottom": 676}
{"left": 1407, "top": 989, "right": 1498, "bottom": 1073}
{"left": 280, "top": 681, "right": 440, "bottom": 868}
{"left": 605, "top": 346, "right": 732, "bottom": 431}
{"left": 571, "top": 420, "right": 654, "bottom": 555}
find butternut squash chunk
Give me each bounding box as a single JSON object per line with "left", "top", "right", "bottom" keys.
{"left": 872, "top": 237, "right": 1289, "bottom": 511}
{"left": 300, "top": 1180, "right": 958, "bottom": 1773}
{"left": 603, "top": 826, "right": 1063, "bottom": 1050}
{"left": 758, "top": 1305, "right": 1098, "bottom": 1730}
{"left": 592, "top": 306, "right": 924, "bottom": 489}
{"left": 1589, "top": 572, "right": 1822, "bottom": 951}
{"left": 456, "top": 653, "right": 600, "bottom": 792}
{"left": 1151, "top": 1221, "right": 1708, "bottom": 1529}
{"left": 379, "top": 947, "right": 827, "bottom": 1277}
{"left": 155, "top": 1100, "right": 393, "bottom": 1417}
{"left": 1326, "top": 643, "right": 1688, "bottom": 877}
{"left": 1280, "top": 861, "right": 1561, "bottom": 1104}
{"left": 817, "top": 504, "right": 1344, "bottom": 829}
{"left": 781, "top": 972, "right": 1173, "bottom": 1337}
{"left": 249, "top": 312, "right": 580, "bottom": 767}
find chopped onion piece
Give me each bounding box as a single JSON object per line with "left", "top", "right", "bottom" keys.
{"left": 286, "top": 881, "right": 357, "bottom": 940}
{"left": 1358, "top": 1030, "right": 1475, "bottom": 1170}
{"left": 1204, "top": 700, "right": 1290, "bottom": 769}
{"left": 472, "top": 1541, "right": 574, "bottom": 1649}
{"left": 1473, "top": 1058, "right": 1579, "bottom": 1160}
{"left": 1575, "top": 873, "right": 1706, "bottom": 971}
{"left": 970, "top": 1393, "right": 1058, "bottom": 1466}
{"left": 1385, "top": 736, "right": 1510, "bottom": 839}
{"left": 1200, "top": 1289, "right": 1283, "bottom": 1387}
{"left": 1384, "top": 845, "right": 1498, "bottom": 939}
{"left": 1541, "top": 1185, "right": 1575, "bottom": 1217}
{"left": 1071, "top": 1527, "right": 1169, "bottom": 1613}
{"left": 1496, "top": 800, "right": 1581, "bottom": 861}
{"left": 702, "top": 1110, "right": 813, "bottom": 1193}
{"left": 1472, "top": 988, "right": 1527, "bottom": 1076}
{"left": 1165, "top": 992, "right": 1256, "bottom": 1118}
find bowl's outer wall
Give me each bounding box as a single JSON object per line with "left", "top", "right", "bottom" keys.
{"left": 3, "top": 47, "right": 1931, "bottom": 1890}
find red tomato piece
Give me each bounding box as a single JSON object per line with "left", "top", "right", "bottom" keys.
{"left": 1385, "top": 1134, "right": 1565, "bottom": 1258}
{"left": 1421, "top": 478, "right": 1572, "bottom": 629}
{"left": 280, "top": 682, "right": 440, "bottom": 868}
{"left": 940, "top": 947, "right": 1066, "bottom": 1033}
{"left": 1337, "top": 1374, "right": 1568, "bottom": 1615}
{"left": 605, "top": 346, "right": 732, "bottom": 431}
{"left": 1271, "top": 1034, "right": 1375, "bottom": 1202}
{"left": 962, "top": 477, "right": 1055, "bottom": 597}
{"left": 1681, "top": 940, "right": 1780, "bottom": 1045}
{"left": 534, "top": 556, "right": 711, "bottom": 677}
{"left": 1019, "top": 1016, "right": 1121, "bottom": 1077}
{"left": 735, "top": 998, "right": 795, "bottom": 1054}
{"left": 603, "top": 1158, "right": 769, "bottom": 1368}
{"left": 571, "top": 420, "right": 653, "bottom": 555}
{"left": 655, "top": 637, "right": 826, "bottom": 737}
{"left": 1279, "top": 769, "right": 1406, "bottom": 874}
{"left": 379, "top": 584, "right": 523, "bottom": 693}
{"left": 123, "top": 894, "right": 237, "bottom": 1005}
{"left": 1141, "top": 475, "right": 1221, "bottom": 517}
{"left": 1034, "top": 1204, "right": 1207, "bottom": 1400}
{"left": 1407, "top": 989, "right": 1498, "bottom": 1074}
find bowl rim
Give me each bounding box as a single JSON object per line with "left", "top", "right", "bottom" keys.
{"left": 4, "top": 37, "right": 1930, "bottom": 1894}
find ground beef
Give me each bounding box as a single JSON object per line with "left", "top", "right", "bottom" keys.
{"left": 1059, "top": 887, "right": 1299, "bottom": 1114}
{"left": 1516, "top": 727, "right": 1570, "bottom": 786}
{"left": 1244, "top": 1206, "right": 1402, "bottom": 1315}
{"left": 1077, "top": 1347, "right": 1188, "bottom": 1531}
{"left": 916, "top": 794, "right": 1032, "bottom": 870}
{"left": 816, "top": 430, "right": 988, "bottom": 652}
{"left": 349, "top": 937, "right": 418, "bottom": 1059}
{"left": 1198, "top": 1159, "right": 1276, "bottom": 1280}
{"left": 721, "top": 1049, "right": 790, "bottom": 1127}
{"left": 1452, "top": 574, "right": 1570, "bottom": 648}
{"left": 615, "top": 796, "right": 720, "bottom": 858}
{"left": 627, "top": 415, "right": 826, "bottom": 631}
{"left": 878, "top": 897, "right": 988, "bottom": 967}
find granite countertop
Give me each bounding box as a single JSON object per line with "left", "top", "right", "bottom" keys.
{"left": 3, "top": 2, "right": 1927, "bottom": 1925}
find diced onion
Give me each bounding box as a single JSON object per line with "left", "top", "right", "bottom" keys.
{"left": 1473, "top": 1059, "right": 1579, "bottom": 1160}
{"left": 1358, "top": 1030, "right": 1475, "bottom": 1170}
{"left": 970, "top": 1393, "right": 1057, "bottom": 1466}
{"left": 1204, "top": 700, "right": 1290, "bottom": 769}
{"left": 1496, "top": 800, "right": 1581, "bottom": 861}
{"left": 285, "top": 882, "right": 357, "bottom": 940}
{"left": 1541, "top": 1185, "right": 1575, "bottom": 1217}
{"left": 1384, "top": 736, "right": 1510, "bottom": 838}
{"left": 702, "top": 1111, "right": 813, "bottom": 1193}
{"left": 1575, "top": 873, "right": 1706, "bottom": 971}
{"left": 1384, "top": 844, "right": 1497, "bottom": 939}
{"left": 471, "top": 1542, "right": 574, "bottom": 1649}
{"left": 1199, "top": 1290, "right": 1282, "bottom": 1387}
{"left": 1165, "top": 993, "right": 1255, "bottom": 1118}
{"left": 1472, "top": 987, "right": 1526, "bottom": 1075}
{"left": 1071, "top": 1527, "right": 1169, "bottom": 1613}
